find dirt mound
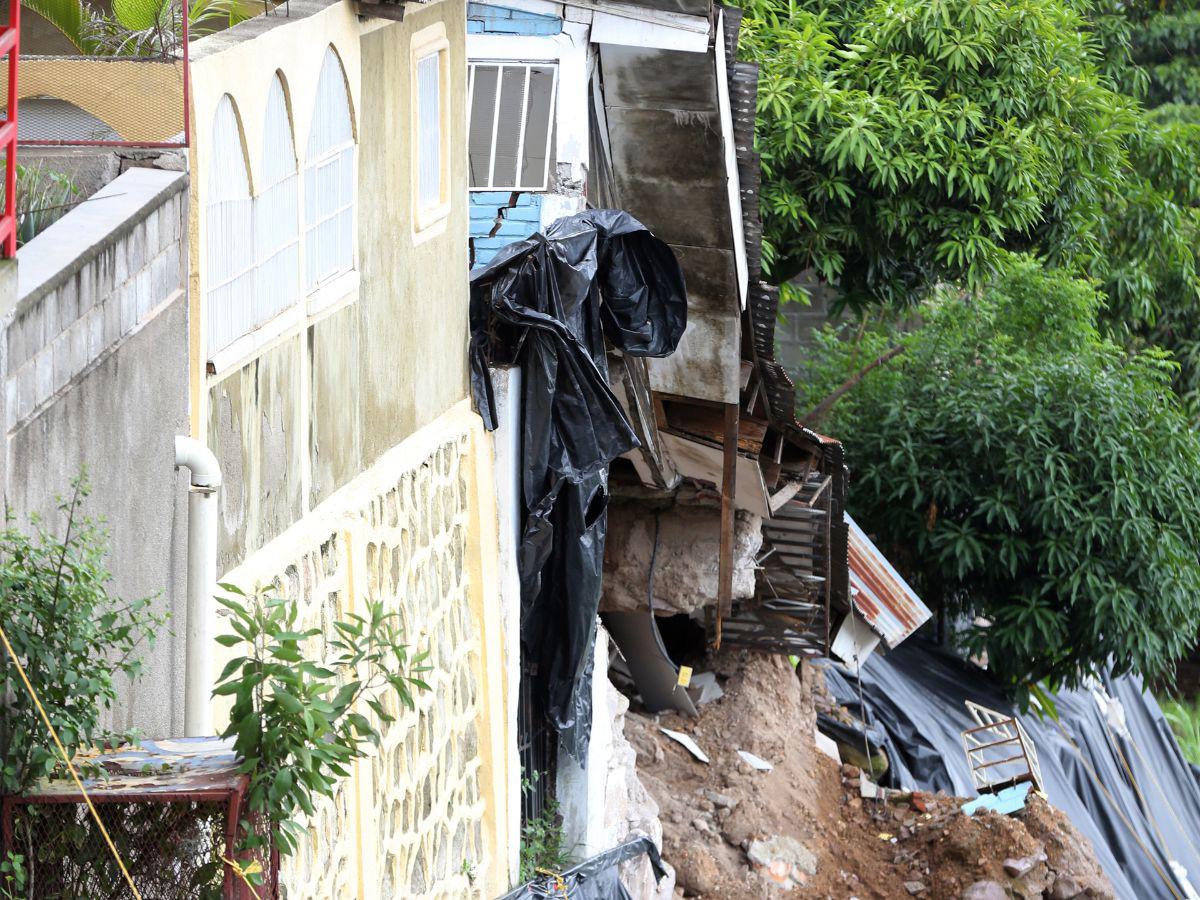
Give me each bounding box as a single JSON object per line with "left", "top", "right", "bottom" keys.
{"left": 624, "top": 652, "right": 1115, "bottom": 899}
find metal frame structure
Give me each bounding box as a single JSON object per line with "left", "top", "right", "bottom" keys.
{"left": 0, "top": 0, "right": 18, "bottom": 256}
{"left": 961, "top": 701, "right": 1044, "bottom": 795}
{"left": 1, "top": 741, "right": 277, "bottom": 899}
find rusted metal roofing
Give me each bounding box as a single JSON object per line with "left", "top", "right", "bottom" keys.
{"left": 847, "top": 513, "right": 932, "bottom": 647}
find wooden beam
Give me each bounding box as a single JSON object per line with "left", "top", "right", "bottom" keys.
{"left": 715, "top": 402, "right": 739, "bottom": 647}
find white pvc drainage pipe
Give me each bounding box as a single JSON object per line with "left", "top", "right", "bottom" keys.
{"left": 174, "top": 435, "right": 221, "bottom": 737}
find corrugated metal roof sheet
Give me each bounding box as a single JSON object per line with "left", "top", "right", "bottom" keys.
{"left": 847, "top": 513, "right": 932, "bottom": 647}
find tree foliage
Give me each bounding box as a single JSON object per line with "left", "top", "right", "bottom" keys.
{"left": 797, "top": 258, "right": 1200, "bottom": 698}
{"left": 734, "top": 0, "right": 1139, "bottom": 304}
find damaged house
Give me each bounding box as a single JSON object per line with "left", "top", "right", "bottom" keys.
{"left": 466, "top": 0, "right": 934, "bottom": 892}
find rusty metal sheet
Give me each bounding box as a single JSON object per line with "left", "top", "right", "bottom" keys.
{"left": 846, "top": 514, "right": 932, "bottom": 647}
{"left": 23, "top": 737, "right": 242, "bottom": 799}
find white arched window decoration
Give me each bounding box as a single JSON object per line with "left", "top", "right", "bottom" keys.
{"left": 304, "top": 47, "right": 356, "bottom": 293}
{"left": 254, "top": 75, "right": 301, "bottom": 326}
{"left": 205, "top": 95, "right": 255, "bottom": 356}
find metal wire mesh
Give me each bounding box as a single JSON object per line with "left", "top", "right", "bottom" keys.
{"left": 6, "top": 55, "right": 187, "bottom": 146}
{"left": 6, "top": 798, "right": 228, "bottom": 899}
{"left": 2, "top": 797, "right": 278, "bottom": 900}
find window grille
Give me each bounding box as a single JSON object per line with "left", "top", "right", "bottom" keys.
{"left": 253, "top": 75, "right": 301, "bottom": 329}
{"left": 417, "top": 51, "right": 443, "bottom": 214}
{"left": 304, "top": 47, "right": 356, "bottom": 293}
{"left": 205, "top": 95, "right": 254, "bottom": 356}
{"left": 468, "top": 62, "right": 557, "bottom": 191}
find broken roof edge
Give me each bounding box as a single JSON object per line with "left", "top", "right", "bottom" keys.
{"left": 846, "top": 513, "right": 933, "bottom": 648}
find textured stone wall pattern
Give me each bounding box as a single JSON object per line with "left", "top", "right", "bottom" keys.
{"left": 244, "top": 434, "right": 486, "bottom": 899}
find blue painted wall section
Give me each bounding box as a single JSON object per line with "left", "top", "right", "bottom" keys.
{"left": 470, "top": 191, "right": 544, "bottom": 267}
{"left": 467, "top": 3, "right": 563, "bottom": 35}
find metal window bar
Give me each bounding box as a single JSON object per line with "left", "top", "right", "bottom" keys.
{"left": 0, "top": 0, "right": 17, "bottom": 257}
{"left": 516, "top": 665, "right": 557, "bottom": 826}
{"left": 304, "top": 48, "right": 355, "bottom": 293}
{"left": 467, "top": 61, "right": 557, "bottom": 191}
{"left": 417, "top": 51, "right": 442, "bottom": 213}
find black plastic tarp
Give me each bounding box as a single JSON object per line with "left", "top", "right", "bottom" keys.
{"left": 824, "top": 641, "right": 1200, "bottom": 899}
{"left": 498, "top": 836, "right": 667, "bottom": 900}
{"left": 470, "top": 210, "right": 686, "bottom": 762}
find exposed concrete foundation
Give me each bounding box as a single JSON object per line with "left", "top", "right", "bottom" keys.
{"left": 601, "top": 500, "right": 762, "bottom": 616}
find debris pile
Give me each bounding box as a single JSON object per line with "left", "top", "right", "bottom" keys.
{"left": 622, "top": 652, "right": 1115, "bottom": 899}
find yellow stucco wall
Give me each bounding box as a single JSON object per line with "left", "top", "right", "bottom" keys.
{"left": 187, "top": 0, "right": 471, "bottom": 568}
{"left": 215, "top": 400, "right": 513, "bottom": 899}
{"left": 185, "top": 4, "right": 507, "bottom": 896}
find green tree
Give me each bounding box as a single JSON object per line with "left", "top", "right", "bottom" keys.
{"left": 797, "top": 258, "right": 1200, "bottom": 699}
{"left": 735, "top": 0, "right": 1139, "bottom": 304}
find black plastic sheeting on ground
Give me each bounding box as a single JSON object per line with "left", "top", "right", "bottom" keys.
{"left": 824, "top": 640, "right": 1200, "bottom": 899}
{"left": 498, "top": 836, "right": 668, "bottom": 900}
{"left": 470, "top": 210, "right": 686, "bottom": 762}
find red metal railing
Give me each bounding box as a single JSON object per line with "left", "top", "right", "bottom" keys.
{"left": 0, "top": 0, "right": 18, "bottom": 257}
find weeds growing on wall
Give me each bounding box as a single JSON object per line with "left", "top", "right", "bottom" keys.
{"left": 213, "top": 584, "right": 431, "bottom": 882}
{"left": 518, "top": 775, "right": 571, "bottom": 884}
{"left": 0, "top": 476, "right": 164, "bottom": 796}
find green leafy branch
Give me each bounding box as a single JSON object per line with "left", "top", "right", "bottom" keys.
{"left": 212, "top": 584, "right": 431, "bottom": 873}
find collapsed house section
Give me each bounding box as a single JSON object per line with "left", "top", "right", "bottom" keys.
{"left": 592, "top": 6, "right": 931, "bottom": 702}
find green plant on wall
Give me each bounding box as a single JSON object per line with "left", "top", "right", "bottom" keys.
{"left": 0, "top": 476, "right": 165, "bottom": 797}
{"left": 212, "top": 584, "right": 431, "bottom": 882}
{"left": 0, "top": 163, "right": 80, "bottom": 247}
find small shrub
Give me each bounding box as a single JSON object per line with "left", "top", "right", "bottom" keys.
{"left": 213, "top": 584, "right": 430, "bottom": 879}
{"left": 0, "top": 477, "right": 164, "bottom": 796}
{"left": 518, "top": 775, "right": 571, "bottom": 884}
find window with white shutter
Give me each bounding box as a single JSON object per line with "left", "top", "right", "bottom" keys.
{"left": 254, "top": 74, "right": 301, "bottom": 328}
{"left": 412, "top": 24, "right": 451, "bottom": 235}
{"left": 304, "top": 47, "right": 356, "bottom": 292}
{"left": 205, "top": 95, "right": 255, "bottom": 356}
{"left": 467, "top": 62, "right": 557, "bottom": 191}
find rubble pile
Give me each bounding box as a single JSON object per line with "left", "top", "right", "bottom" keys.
{"left": 622, "top": 652, "right": 1115, "bottom": 899}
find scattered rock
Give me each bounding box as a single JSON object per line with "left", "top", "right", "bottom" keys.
{"left": 1048, "top": 875, "right": 1084, "bottom": 899}
{"left": 1002, "top": 852, "right": 1046, "bottom": 878}
{"left": 961, "top": 880, "right": 1009, "bottom": 900}
{"left": 904, "top": 880, "right": 926, "bottom": 894}
{"left": 703, "top": 789, "right": 737, "bottom": 809}
{"left": 746, "top": 835, "right": 818, "bottom": 890}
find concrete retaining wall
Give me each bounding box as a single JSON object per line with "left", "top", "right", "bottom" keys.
{"left": 3, "top": 167, "right": 191, "bottom": 737}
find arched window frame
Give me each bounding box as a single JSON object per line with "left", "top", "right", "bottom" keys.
{"left": 204, "top": 94, "right": 255, "bottom": 357}
{"left": 254, "top": 73, "right": 302, "bottom": 329}
{"left": 302, "top": 46, "right": 358, "bottom": 303}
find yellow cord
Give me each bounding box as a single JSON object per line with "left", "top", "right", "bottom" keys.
{"left": 221, "top": 856, "right": 263, "bottom": 899}
{"left": 0, "top": 621, "right": 144, "bottom": 900}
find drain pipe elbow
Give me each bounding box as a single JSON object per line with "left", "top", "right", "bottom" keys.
{"left": 174, "top": 435, "right": 222, "bottom": 489}
{"left": 175, "top": 435, "right": 221, "bottom": 737}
